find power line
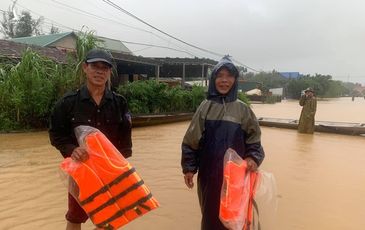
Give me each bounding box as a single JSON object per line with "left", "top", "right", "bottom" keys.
{"left": 41, "top": 0, "right": 202, "bottom": 57}
{"left": 231, "top": 58, "right": 260, "bottom": 72}
{"left": 120, "top": 40, "right": 196, "bottom": 57}
{"left": 15, "top": 3, "right": 78, "bottom": 32}
{"left": 10, "top": 1, "right": 261, "bottom": 72}
{"left": 13, "top": 1, "right": 200, "bottom": 58}
{"left": 131, "top": 46, "right": 153, "bottom": 53}
{"left": 101, "top": 0, "right": 260, "bottom": 72}
{"left": 49, "top": 0, "right": 152, "bottom": 34}
{"left": 101, "top": 0, "right": 223, "bottom": 57}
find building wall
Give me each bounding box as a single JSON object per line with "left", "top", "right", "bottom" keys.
{"left": 52, "top": 36, "right": 76, "bottom": 50}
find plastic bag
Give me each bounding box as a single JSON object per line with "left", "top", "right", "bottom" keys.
{"left": 219, "top": 148, "right": 251, "bottom": 230}
{"left": 219, "top": 148, "right": 277, "bottom": 230}
{"left": 60, "top": 125, "right": 159, "bottom": 229}
{"left": 251, "top": 171, "right": 278, "bottom": 229}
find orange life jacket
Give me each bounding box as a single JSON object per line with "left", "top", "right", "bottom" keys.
{"left": 61, "top": 131, "right": 159, "bottom": 229}
{"left": 219, "top": 159, "right": 259, "bottom": 230}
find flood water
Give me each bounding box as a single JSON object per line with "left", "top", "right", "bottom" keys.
{"left": 0, "top": 97, "right": 364, "bottom": 230}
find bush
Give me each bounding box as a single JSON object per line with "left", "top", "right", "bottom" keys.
{"left": 0, "top": 48, "right": 76, "bottom": 129}
{"left": 117, "top": 80, "right": 206, "bottom": 114}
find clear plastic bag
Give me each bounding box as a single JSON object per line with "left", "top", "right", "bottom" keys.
{"left": 219, "top": 148, "right": 277, "bottom": 230}
{"left": 60, "top": 125, "right": 159, "bottom": 229}
{"left": 251, "top": 171, "right": 278, "bottom": 229}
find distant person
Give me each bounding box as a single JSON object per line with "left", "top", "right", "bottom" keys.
{"left": 352, "top": 95, "right": 355, "bottom": 101}
{"left": 49, "top": 49, "right": 132, "bottom": 230}
{"left": 181, "top": 56, "right": 265, "bottom": 230}
{"left": 298, "top": 87, "right": 317, "bottom": 134}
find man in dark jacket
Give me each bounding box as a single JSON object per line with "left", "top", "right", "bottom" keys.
{"left": 181, "top": 56, "right": 265, "bottom": 230}
{"left": 49, "top": 48, "right": 132, "bottom": 230}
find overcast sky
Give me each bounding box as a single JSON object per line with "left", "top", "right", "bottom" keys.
{"left": 1, "top": 0, "right": 365, "bottom": 83}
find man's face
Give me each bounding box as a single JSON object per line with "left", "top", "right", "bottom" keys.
{"left": 83, "top": 61, "right": 112, "bottom": 87}
{"left": 215, "top": 68, "right": 235, "bottom": 95}
{"left": 305, "top": 91, "right": 313, "bottom": 97}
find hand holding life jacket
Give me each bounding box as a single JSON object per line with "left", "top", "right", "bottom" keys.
{"left": 219, "top": 148, "right": 259, "bottom": 230}
{"left": 60, "top": 126, "right": 159, "bottom": 229}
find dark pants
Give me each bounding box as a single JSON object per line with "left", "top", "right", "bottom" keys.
{"left": 66, "top": 193, "right": 89, "bottom": 224}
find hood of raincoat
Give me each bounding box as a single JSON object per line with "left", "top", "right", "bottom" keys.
{"left": 207, "top": 56, "right": 239, "bottom": 103}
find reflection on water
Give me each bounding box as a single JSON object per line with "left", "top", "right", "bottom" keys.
{"left": 0, "top": 98, "right": 364, "bottom": 229}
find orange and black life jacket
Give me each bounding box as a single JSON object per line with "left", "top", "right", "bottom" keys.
{"left": 219, "top": 159, "right": 259, "bottom": 230}
{"left": 61, "top": 131, "right": 159, "bottom": 229}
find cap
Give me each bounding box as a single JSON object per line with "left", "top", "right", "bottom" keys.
{"left": 304, "top": 87, "right": 314, "bottom": 93}
{"left": 85, "top": 48, "right": 113, "bottom": 67}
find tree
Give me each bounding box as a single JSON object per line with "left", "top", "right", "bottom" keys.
{"left": 0, "top": 8, "right": 15, "bottom": 38}
{"left": 0, "top": 1, "right": 43, "bottom": 38}
{"left": 49, "top": 24, "right": 60, "bottom": 34}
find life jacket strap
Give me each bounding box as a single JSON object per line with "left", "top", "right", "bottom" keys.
{"left": 95, "top": 193, "right": 154, "bottom": 228}
{"left": 80, "top": 167, "right": 136, "bottom": 206}
{"left": 88, "top": 180, "right": 145, "bottom": 216}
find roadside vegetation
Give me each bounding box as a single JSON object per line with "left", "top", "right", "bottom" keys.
{"left": 0, "top": 32, "right": 209, "bottom": 131}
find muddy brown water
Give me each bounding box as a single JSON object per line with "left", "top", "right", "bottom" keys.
{"left": 0, "top": 97, "right": 364, "bottom": 229}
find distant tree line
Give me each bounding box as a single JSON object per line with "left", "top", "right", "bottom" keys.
{"left": 243, "top": 71, "right": 361, "bottom": 99}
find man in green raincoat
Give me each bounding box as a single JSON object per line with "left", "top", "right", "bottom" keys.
{"left": 298, "top": 87, "right": 317, "bottom": 134}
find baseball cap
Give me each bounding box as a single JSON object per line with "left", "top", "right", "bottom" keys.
{"left": 85, "top": 48, "right": 113, "bottom": 67}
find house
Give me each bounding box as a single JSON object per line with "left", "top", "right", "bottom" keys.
{"left": 11, "top": 32, "right": 78, "bottom": 52}
{"left": 9, "top": 32, "right": 160, "bottom": 86}
{"left": 11, "top": 32, "right": 133, "bottom": 55}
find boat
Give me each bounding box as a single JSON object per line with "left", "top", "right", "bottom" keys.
{"left": 257, "top": 117, "right": 365, "bottom": 136}
{"left": 132, "top": 113, "right": 194, "bottom": 127}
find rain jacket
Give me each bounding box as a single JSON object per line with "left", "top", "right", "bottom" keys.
{"left": 298, "top": 95, "right": 317, "bottom": 133}
{"left": 181, "top": 56, "right": 265, "bottom": 230}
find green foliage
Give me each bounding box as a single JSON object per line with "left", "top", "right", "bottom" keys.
{"left": 245, "top": 71, "right": 353, "bottom": 99}
{"left": 75, "top": 29, "right": 102, "bottom": 86}
{"left": 244, "top": 70, "right": 287, "bottom": 89}
{"left": 117, "top": 80, "right": 206, "bottom": 114}
{"left": 0, "top": 48, "right": 83, "bottom": 131}
{"left": 0, "top": 30, "right": 103, "bottom": 131}
{"left": 238, "top": 92, "right": 251, "bottom": 106}
{"left": 264, "top": 95, "right": 281, "bottom": 104}
{"left": 0, "top": 48, "right": 57, "bottom": 128}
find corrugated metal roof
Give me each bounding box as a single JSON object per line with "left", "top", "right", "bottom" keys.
{"left": 11, "top": 32, "right": 75, "bottom": 47}
{"left": 154, "top": 57, "right": 217, "bottom": 65}
{"left": 97, "top": 36, "right": 132, "bottom": 54}
{"left": 11, "top": 32, "right": 133, "bottom": 54}
{"left": 0, "top": 39, "right": 69, "bottom": 63}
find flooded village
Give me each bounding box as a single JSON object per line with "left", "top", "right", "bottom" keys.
{"left": 1, "top": 1, "right": 365, "bottom": 230}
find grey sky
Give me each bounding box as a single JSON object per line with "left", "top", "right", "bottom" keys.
{"left": 1, "top": 0, "right": 365, "bottom": 83}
